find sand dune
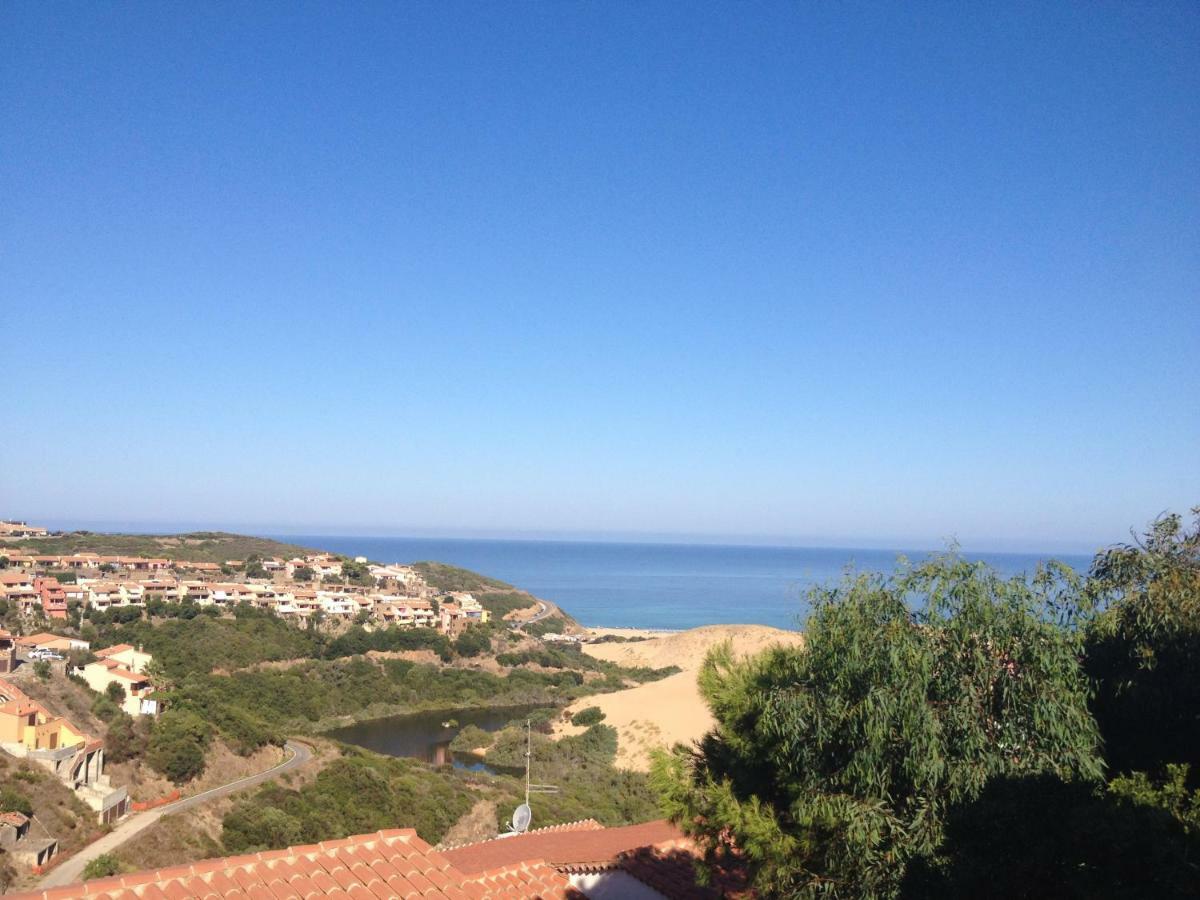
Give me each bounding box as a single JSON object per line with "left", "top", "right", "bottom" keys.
{"left": 555, "top": 624, "right": 805, "bottom": 771}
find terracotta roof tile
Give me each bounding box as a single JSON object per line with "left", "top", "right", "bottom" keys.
{"left": 442, "top": 818, "right": 685, "bottom": 875}
{"left": 13, "top": 827, "right": 586, "bottom": 900}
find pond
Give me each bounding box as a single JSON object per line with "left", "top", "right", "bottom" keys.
{"left": 325, "top": 705, "right": 542, "bottom": 775}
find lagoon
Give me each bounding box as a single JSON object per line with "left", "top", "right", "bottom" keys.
{"left": 325, "top": 704, "right": 540, "bottom": 774}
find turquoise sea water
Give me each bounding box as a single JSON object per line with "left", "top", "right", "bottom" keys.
{"left": 273, "top": 536, "right": 1094, "bottom": 631}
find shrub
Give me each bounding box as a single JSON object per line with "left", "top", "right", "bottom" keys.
{"left": 571, "top": 706, "right": 606, "bottom": 727}
{"left": 0, "top": 787, "right": 33, "bottom": 816}
{"left": 91, "top": 695, "right": 123, "bottom": 723}
{"left": 32, "top": 660, "right": 50, "bottom": 680}
{"left": 448, "top": 725, "right": 494, "bottom": 753}
{"left": 82, "top": 854, "right": 123, "bottom": 880}
{"left": 222, "top": 805, "right": 304, "bottom": 853}
{"left": 104, "top": 713, "right": 145, "bottom": 764}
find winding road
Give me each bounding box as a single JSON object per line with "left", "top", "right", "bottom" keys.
{"left": 40, "top": 739, "right": 312, "bottom": 889}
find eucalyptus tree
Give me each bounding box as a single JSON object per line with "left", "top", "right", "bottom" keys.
{"left": 1085, "top": 508, "right": 1200, "bottom": 778}
{"left": 652, "top": 555, "right": 1102, "bottom": 898}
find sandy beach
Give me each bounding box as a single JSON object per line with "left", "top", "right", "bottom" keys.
{"left": 556, "top": 624, "right": 806, "bottom": 771}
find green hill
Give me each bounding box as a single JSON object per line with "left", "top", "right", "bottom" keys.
{"left": 14, "top": 531, "right": 316, "bottom": 563}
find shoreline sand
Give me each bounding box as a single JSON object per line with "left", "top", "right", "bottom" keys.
{"left": 557, "top": 624, "right": 805, "bottom": 771}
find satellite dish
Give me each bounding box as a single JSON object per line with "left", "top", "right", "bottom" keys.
{"left": 510, "top": 803, "right": 532, "bottom": 834}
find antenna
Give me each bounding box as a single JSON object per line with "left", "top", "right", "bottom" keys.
{"left": 506, "top": 719, "right": 557, "bottom": 835}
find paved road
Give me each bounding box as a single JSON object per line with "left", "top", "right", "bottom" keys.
{"left": 40, "top": 740, "right": 312, "bottom": 888}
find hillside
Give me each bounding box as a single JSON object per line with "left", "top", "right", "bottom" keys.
{"left": 0, "top": 756, "right": 105, "bottom": 893}
{"left": 9, "top": 531, "right": 316, "bottom": 563}
{"left": 410, "top": 562, "right": 513, "bottom": 592}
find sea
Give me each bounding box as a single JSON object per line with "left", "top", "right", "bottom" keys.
{"left": 270, "top": 536, "right": 1094, "bottom": 631}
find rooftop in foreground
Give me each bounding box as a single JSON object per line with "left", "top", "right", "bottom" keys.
{"left": 12, "top": 829, "right": 576, "bottom": 900}
{"left": 12, "top": 818, "right": 752, "bottom": 899}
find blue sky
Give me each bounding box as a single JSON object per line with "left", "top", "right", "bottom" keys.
{"left": 2, "top": 2, "right": 1197, "bottom": 552}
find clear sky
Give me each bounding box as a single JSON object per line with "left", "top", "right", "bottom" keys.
{"left": 2, "top": 2, "right": 1197, "bottom": 553}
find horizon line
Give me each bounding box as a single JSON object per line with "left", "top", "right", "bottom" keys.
{"left": 21, "top": 516, "right": 1112, "bottom": 558}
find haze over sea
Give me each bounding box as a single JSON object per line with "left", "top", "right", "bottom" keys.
{"left": 273, "top": 536, "right": 1094, "bottom": 631}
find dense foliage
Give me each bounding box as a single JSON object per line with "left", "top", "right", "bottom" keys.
{"left": 653, "top": 555, "right": 1104, "bottom": 898}
{"left": 222, "top": 751, "right": 476, "bottom": 850}
{"left": 412, "top": 562, "right": 513, "bottom": 592}
{"left": 324, "top": 625, "right": 452, "bottom": 662}
{"left": 655, "top": 511, "right": 1200, "bottom": 898}
{"left": 1084, "top": 509, "right": 1200, "bottom": 778}
{"left": 0, "top": 786, "right": 34, "bottom": 817}
{"left": 146, "top": 709, "right": 213, "bottom": 783}
{"left": 904, "top": 771, "right": 1200, "bottom": 898}
{"left": 484, "top": 722, "right": 658, "bottom": 827}
{"left": 90, "top": 607, "right": 318, "bottom": 679}
{"left": 571, "top": 706, "right": 606, "bottom": 726}
{"left": 474, "top": 591, "right": 538, "bottom": 618}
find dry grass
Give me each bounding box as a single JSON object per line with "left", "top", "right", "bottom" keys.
{"left": 437, "top": 799, "right": 500, "bottom": 849}
{"left": 0, "top": 757, "right": 106, "bottom": 893}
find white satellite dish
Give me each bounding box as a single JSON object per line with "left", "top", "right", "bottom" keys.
{"left": 510, "top": 803, "right": 532, "bottom": 834}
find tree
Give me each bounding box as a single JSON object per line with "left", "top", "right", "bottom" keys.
{"left": 105, "top": 713, "right": 147, "bottom": 763}
{"left": 1084, "top": 508, "right": 1200, "bottom": 778}
{"left": 453, "top": 626, "right": 491, "bottom": 658}
{"left": 32, "top": 660, "right": 51, "bottom": 680}
{"left": 147, "top": 709, "right": 212, "bottom": 783}
{"left": 652, "top": 555, "right": 1103, "bottom": 898}
{"left": 293, "top": 566, "right": 315, "bottom": 582}
{"left": 105, "top": 681, "right": 126, "bottom": 703}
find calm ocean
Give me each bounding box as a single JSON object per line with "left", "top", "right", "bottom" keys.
{"left": 272, "top": 536, "right": 1094, "bottom": 631}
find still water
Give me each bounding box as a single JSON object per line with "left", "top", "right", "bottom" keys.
{"left": 325, "top": 705, "right": 540, "bottom": 774}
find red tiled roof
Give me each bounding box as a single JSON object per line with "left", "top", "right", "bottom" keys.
{"left": 9, "top": 828, "right": 579, "bottom": 899}
{"left": 443, "top": 819, "right": 686, "bottom": 875}
{"left": 96, "top": 644, "right": 136, "bottom": 657}
{"left": 18, "top": 632, "right": 62, "bottom": 646}
{"left": 439, "top": 820, "right": 603, "bottom": 853}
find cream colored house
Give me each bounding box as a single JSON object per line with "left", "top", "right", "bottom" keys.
{"left": 94, "top": 643, "right": 152, "bottom": 673}
{"left": 79, "top": 645, "right": 156, "bottom": 717}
